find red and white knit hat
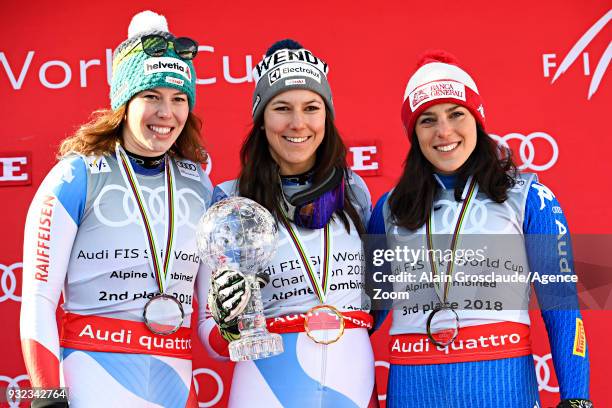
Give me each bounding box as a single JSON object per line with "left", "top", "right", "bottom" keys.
{"left": 401, "top": 51, "right": 485, "bottom": 135}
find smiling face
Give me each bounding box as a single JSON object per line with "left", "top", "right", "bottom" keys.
{"left": 122, "top": 87, "right": 189, "bottom": 157}
{"left": 414, "top": 103, "right": 477, "bottom": 174}
{"left": 263, "top": 89, "right": 326, "bottom": 175}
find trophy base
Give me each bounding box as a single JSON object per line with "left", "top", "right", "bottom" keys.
{"left": 229, "top": 332, "right": 284, "bottom": 362}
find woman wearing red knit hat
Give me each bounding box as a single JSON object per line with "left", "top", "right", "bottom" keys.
{"left": 368, "top": 51, "right": 592, "bottom": 407}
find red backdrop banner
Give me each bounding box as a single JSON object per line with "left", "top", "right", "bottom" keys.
{"left": 1, "top": 1, "right": 610, "bottom": 407}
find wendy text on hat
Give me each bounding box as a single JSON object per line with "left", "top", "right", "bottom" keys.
{"left": 200, "top": 39, "right": 379, "bottom": 408}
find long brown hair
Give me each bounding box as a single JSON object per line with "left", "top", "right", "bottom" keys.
{"left": 388, "top": 124, "right": 518, "bottom": 230}
{"left": 237, "top": 112, "right": 365, "bottom": 235}
{"left": 58, "top": 105, "right": 207, "bottom": 163}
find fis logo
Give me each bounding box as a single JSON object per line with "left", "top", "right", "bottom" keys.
{"left": 543, "top": 10, "right": 611, "bottom": 99}
{"left": 85, "top": 156, "right": 111, "bottom": 174}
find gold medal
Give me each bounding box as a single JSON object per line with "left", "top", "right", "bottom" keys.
{"left": 304, "top": 304, "right": 345, "bottom": 345}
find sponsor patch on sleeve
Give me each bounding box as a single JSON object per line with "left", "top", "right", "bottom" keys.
{"left": 409, "top": 80, "right": 466, "bottom": 111}
{"left": 174, "top": 159, "right": 201, "bottom": 181}
{"left": 84, "top": 156, "right": 111, "bottom": 174}
{"left": 143, "top": 57, "right": 191, "bottom": 81}
{"left": 572, "top": 317, "right": 586, "bottom": 357}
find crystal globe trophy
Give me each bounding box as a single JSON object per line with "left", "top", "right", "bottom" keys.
{"left": 196, "top": 197, "right": 283, "bottom": 361}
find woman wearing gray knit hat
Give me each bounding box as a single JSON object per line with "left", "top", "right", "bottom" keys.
{"left": 20, "top": 11, "right": 211, "bottom": 408}
{"left": 199, "top": 39, "right": 379, "bottom": 407}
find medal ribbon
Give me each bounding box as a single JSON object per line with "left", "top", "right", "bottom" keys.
{"left": 116, "top": 145, "right": 176, "bottom": 294}
{"left": 281, "top": 217, "right": 332, "bottom": 304}
{"left": 426, "top": 175, "right": 478, "bottom": 303}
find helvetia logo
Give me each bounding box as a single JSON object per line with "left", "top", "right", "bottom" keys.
{"left": 144, "top": 57, "right": 191, "bottom": 81}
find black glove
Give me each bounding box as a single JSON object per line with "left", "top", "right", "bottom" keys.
{"left": 208, "top": 267, "right": 251, "bottom": 330}
{"left": 255, "top": 271, "right": 270, "bottom": 288}
{"left": 557, "top": 399, "right": 594, "bottom": 408}
{"left": 30, "top": 398, "right": 69, "bottom": 408}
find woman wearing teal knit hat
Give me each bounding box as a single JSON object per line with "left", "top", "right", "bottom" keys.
{"left": 20, "top": 10, "right": 211, "bottom": 408}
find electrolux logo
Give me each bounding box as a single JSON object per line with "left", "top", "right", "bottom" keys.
{"left": 268, "top": 68, "right": 282, "bottom": 85}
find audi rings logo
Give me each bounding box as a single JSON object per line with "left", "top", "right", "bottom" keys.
{"left": 93, "top": 185, "right": 205, "bottom": 228}
{"left": 1, "top": 262, "right": 22, "bottom": 303}
{"left": 0, "top": 374, "right": 30, "bottom": 408}
{"left": 177, "top": 161, "right": 198, "bottom": 172}
{"left": 178, "top": 156, "right": 213, "bottom": 176}
{"left": 429, "top": 197, "right": 514, "bottom": 234}
{"left": 391, "top": 196, "right": 515, "bottom": 237}
{"left": 533, "top": 353, "right": 560, "bottom": 393}
{"left": 490, "top": 132, "right": 559, "bottom": 172}
{"left": 193, "top": 368, "right": 224, "bottom": 407}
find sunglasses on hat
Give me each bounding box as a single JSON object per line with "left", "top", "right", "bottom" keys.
{"left": 120, "top": 34, "right": 198, "bottom": 62}
{"left": 139, "top": 34, "right": 198, "bottom": 60}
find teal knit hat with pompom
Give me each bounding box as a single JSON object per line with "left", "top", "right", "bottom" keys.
{"left": 110, "top": 10, "right": 197, "bottom": 110}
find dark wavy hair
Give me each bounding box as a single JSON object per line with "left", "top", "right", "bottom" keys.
{"left": 237, "top": 111, "right": 365, "bottom": 235}
{"left": 388, "top": 123, "right": 518, "bottom": 230}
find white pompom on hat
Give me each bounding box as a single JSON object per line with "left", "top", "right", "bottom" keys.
{"left": 110, "top": 10, "right": 197, "bottom": 110}
{"left": 127, "top": 10, "right": 169, "bottom": 38}
{"left": 401, "top": 50, "right": 485, "bottom": 136}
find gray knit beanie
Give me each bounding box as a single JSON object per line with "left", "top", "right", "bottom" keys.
{"left": 251, "top": 39, "right": 334, "bottom": 120}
